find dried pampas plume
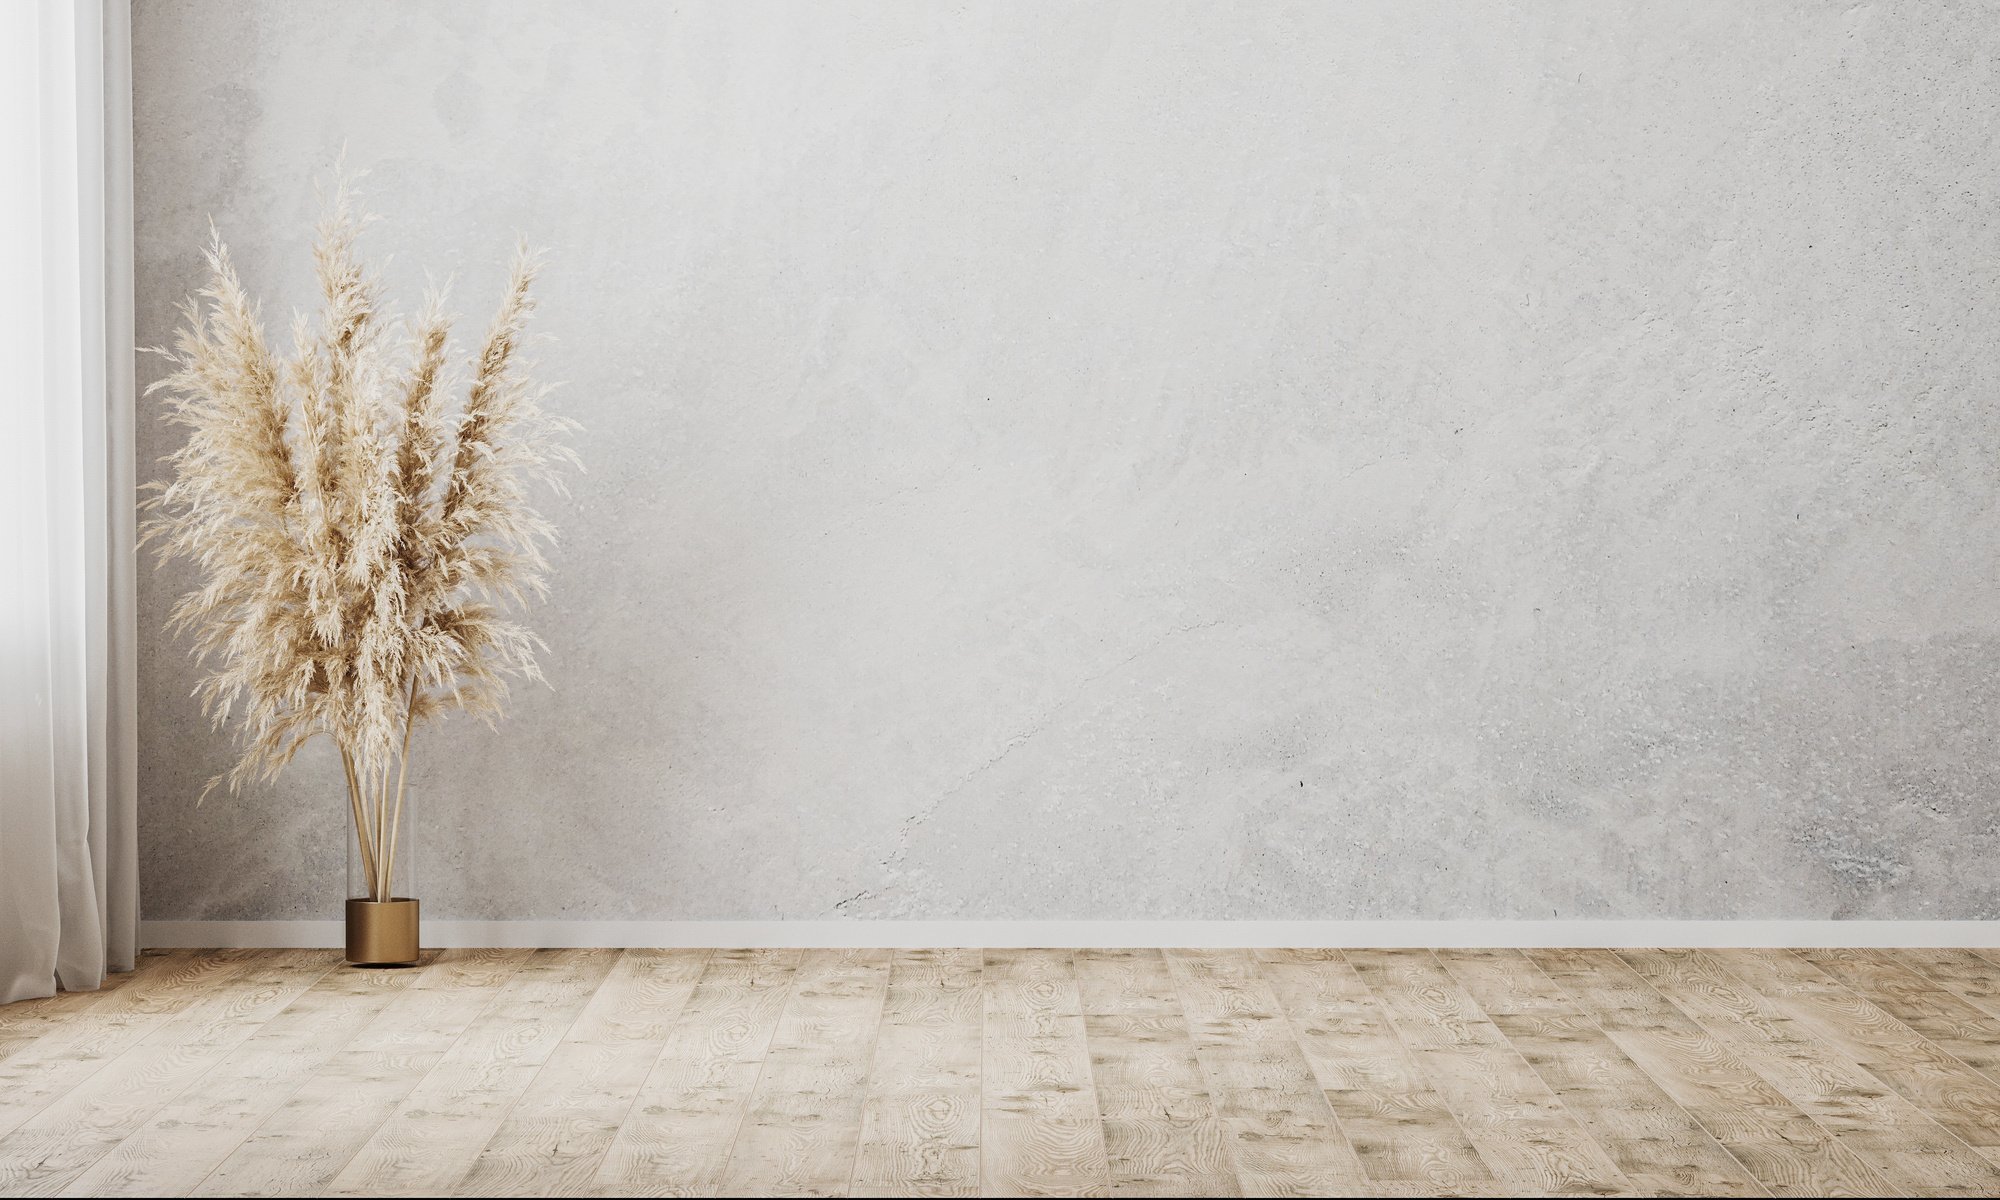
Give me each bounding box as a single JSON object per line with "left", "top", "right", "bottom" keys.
{"left": 141, "top": 176, "right": 576, "bottom": 901}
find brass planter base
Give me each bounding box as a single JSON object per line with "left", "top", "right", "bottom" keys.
{"left": 346, "top": 897, "right": 421, "bottom": 966}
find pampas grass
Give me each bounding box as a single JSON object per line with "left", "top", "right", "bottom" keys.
{"left": 142, "top": 179, "right": 575, "bottom": 902}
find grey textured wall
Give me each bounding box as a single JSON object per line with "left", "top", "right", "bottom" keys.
{"left": 135, "top": 1, "right": 2000, "bottom": 922}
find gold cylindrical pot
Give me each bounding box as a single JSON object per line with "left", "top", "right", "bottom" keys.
{"left": 345, "top": 897, "right": 420, "bottom": 966}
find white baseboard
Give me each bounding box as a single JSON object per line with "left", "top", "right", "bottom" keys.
{"left": 140, "top": 919, "right": 2000, "bottom": 950}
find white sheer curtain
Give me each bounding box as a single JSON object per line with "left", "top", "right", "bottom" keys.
{"left": 0, "top": 0, "right": 138, "bottom": 1005}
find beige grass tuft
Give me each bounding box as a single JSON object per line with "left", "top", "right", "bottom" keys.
{"left": 142, "top": 178, "right": 576, "bottom": 901}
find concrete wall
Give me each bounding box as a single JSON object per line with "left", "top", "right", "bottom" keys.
{"left": 134, "top": 1, "right": 2000, "bottom": 922}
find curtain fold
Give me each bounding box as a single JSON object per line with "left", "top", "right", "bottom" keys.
{"left": 1, "top": 0, "right": 139, "bottom": 1006}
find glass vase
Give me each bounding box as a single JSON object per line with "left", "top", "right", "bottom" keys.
{"left": 345, "top": 786, "right": 419, "bottom": 966}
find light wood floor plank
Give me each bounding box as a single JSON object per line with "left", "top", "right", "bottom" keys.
{"left": 1435, "top": 947, "right": 1765, "bottom": 1197}
{"left": 1345, "top": 949, "right": 1632, "bottom": 1197}
{"left": 324, "top": 948, "right": 619, "bottom": 1197}
{"left": 1701, "top": 948, "right": 2000, "bottom": 1168}
{"left": 0, "top": 949, "right": 336, "bottom": 1195}
{"left": 0, "top": 951, "right": 265, "bottom": 1141}
{"left": 850, "top": 948, "right": 984, "bottom": 1198}
{"left": 1622, "top": 947, "right": 2000, "bottom": 1195}
{"left": 1797, "top": 949, "right": 2000, "bottom": 1082}
{"left": 1885, "top": 949, "right": 2000, "bottom": 1023}
{"left": 1165, "top": 949, "right": 1366, "bottom": 1197}
{"left": 65, "top": 957, "right": 426, "bottom": 1197}
{"left": 590, "top": 947, "right": 803, "bottom": 1197}
{"left": 983, "top": 948, "right": 1112, "bottom": 1198}
{"left": 1076, "top": 948, "right": 1236, "bottom": 1197}
{"left": 452, "top": 948, "right": 711, "bottom": 1197}
{"left": 717, "top": 948, "right": 893, "bottom": 1197}
{"left": 190, "top": 948, "right": 536, "bottom": 1198}
{"left": 1254, "top": 948, "right": 1493, "bottom": 1193}
{"left": 1529, "top": 948, "right": 1894, "bottom": 1198}
{"left": 0, "top": 952, "right": 198, "bottom": 1066}
{"left": 0, "top": 960, "right": 148, "bottom": 1035}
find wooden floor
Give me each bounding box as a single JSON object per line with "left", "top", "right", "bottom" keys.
{"left": 4, "top": 950, "right": 2000, "bottom": 1196}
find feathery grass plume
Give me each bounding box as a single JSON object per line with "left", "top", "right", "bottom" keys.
{"left": 142, "top": 178, "right": 575, "bottom": 901}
